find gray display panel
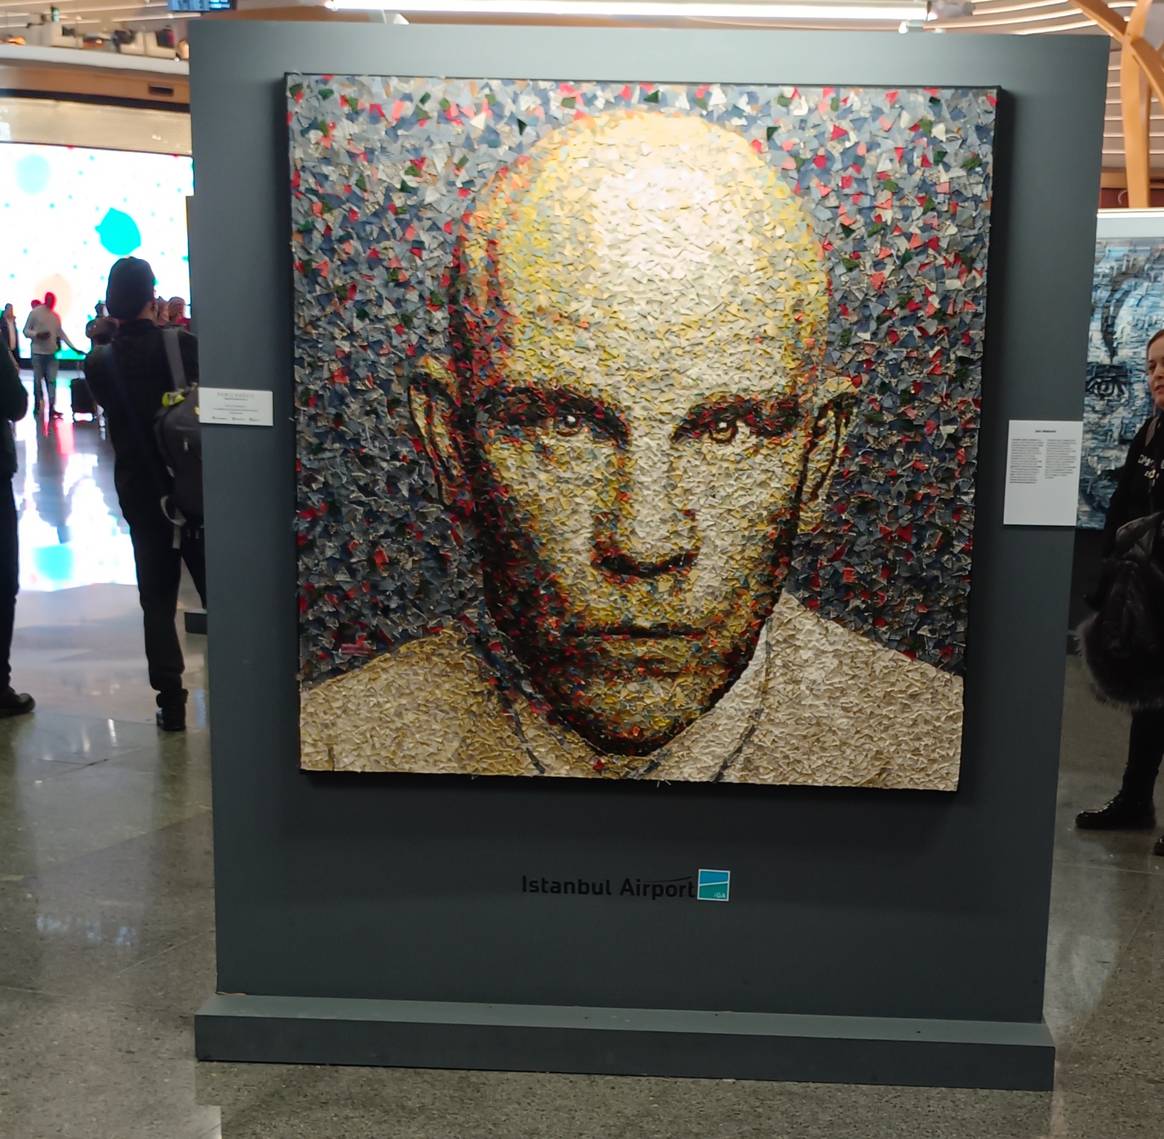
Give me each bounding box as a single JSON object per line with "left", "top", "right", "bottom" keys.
{"left": 190, "top": 21, "right": 1106, "bottom": 1087}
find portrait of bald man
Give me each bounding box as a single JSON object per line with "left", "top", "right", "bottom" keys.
{"left": 291, "top": 80, "right": 992, "bottom": 789}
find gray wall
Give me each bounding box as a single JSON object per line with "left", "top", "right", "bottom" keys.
{"left": 190, "top": 22, "right": 1106, "bottom": 1025}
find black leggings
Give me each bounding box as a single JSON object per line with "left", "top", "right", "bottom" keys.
{"left": 0, "top": 477, "right": 17, "bottom": 691}
{"left": 1121, "top": 707, "right": 1164, "bottom": 803}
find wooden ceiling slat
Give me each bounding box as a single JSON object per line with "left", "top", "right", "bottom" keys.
{"left": 932, "top": 0, "right": 1162, "bottom": 174}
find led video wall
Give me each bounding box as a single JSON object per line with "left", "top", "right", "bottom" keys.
{"left": 0, "top": 142, "right": 193, "bottom": 353}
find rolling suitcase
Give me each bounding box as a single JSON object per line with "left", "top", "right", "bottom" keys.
{"left": 70, "top": 372, "right": 98, "bottom": 421}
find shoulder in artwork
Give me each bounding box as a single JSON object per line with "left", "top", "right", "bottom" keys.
{"left": 299, "top": 625, "right": 528, "bottom": 775}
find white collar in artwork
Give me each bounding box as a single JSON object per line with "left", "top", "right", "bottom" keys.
{"left": 496, "top": 612, "right": 774, "bottom": 782}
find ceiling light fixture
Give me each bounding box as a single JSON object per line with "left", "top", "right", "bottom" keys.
{"left": 327, "top": 0, "right": 929, "bottom": 22}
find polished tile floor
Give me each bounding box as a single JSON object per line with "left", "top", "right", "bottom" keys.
{"left": 0, "top": 395, "right": 1162, "bottom": 1137}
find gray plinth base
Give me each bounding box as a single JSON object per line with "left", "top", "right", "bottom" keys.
{"left": 195, "top": 995, "right": 1055, "bottom": 1090}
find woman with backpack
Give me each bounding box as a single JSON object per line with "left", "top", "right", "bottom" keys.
{"left": 84, "top": 256, "right": 204, "bottom": 732}
{"left": 1076, "top": 328, "right": 1164, "bottom": 855}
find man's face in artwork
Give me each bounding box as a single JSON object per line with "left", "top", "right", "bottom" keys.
{"left": 412, "top": 111, "right": 848, "bottom": 756}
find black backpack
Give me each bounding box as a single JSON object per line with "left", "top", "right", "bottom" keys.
{"left": 1079, "top": 510, "right": 1164, "bottom": 709}
{"left": 154, "top": 329, "right": 203, "bottom": 522}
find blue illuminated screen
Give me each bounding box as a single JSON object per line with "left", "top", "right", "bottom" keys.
{"left": 0, "top": 142, "right": 193, "bottom": 357}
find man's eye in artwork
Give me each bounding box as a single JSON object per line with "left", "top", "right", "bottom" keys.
{"left": 675, "top": 397, "right": 800, "bottom": 446}
{"left": 553, "top": 410, "right": 584, "bottom": 437}
{"left": 707, "top": 415, "right": 738, "bottom": 445}
{"left": 1085, "top": 364, "right": 1129, "bottom": 401}
{"left": 483, "top": 387, "right": 625, "bottom": 444}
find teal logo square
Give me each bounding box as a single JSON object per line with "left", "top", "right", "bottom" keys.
{"left": 697, "top": 868, "right": 730, "bottom": 902}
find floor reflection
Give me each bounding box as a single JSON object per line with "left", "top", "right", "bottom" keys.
{"left": 14, "top": 372, "right": 136, "bottom": 592}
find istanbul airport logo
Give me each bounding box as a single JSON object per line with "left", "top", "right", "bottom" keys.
{"left": 696, "top": 868, "right": 731, "bottom": 902}
{"left": 521, "top": 868, "right": 731, "bottom": 903}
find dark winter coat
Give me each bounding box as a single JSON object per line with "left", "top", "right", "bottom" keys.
{"left": 1102, "top": 413, "right": 1164, "bottom": 553}
{"left": 0, "top": 340, "right": 29, "bottom": 478}
{"left": 1081, "top": 511, "right": 1164, "bottom": 708}
{"left": 1081, "top": 413, "right": 1164, "bottom": 707}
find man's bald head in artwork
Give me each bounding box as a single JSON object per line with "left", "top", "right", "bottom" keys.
{"left": 449, "top": 110, "right": 828, "bottom": 400}
{"left": 410, "top": 110, "right": 850, "bottom": 758}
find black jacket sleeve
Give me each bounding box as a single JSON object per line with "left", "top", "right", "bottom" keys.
{"left": 177, "top": 330, "right": 199, "bottom": 385}
{"left": 1102, "top": 421, "right": 1149, "bottom": 555}
{"left": 0, "top": 341, "right": 28, "bottom": 422}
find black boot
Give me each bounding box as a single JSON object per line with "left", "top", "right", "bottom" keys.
{"left": 1153, "top": 834, "right": 1164, "bottom": 857}
{"left": 0, "top": 687, "right": 35, "bottom": 718}
{"left": 156, "top": 689, "right": 187, "bottom": 732}
{"left": 1092, "top": 710, "right": 1164, "bottom": 833}
{"left": 1076, "top": 793, "right": 1157, "bottom": 831}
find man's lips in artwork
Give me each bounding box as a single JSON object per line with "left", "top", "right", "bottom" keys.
{"left": 559, "top": 624, "right": 704, "bottom": 678}
{"left": 565, "top": 623, "right": 702, "bottom": 639}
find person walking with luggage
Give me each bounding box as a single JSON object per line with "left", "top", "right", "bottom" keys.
{"left": 1077, "top": 328, "right": 1164, "bottom": 855}
{"left": 23, "top": 293, "right": 78, "bottom": 419}
{"left": 84, "top": 257, "right": 204, "bottom": 732}
{"left": 0, "top": 334, "right": 34, "bottom": 717}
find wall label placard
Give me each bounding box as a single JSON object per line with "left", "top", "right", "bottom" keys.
{"left": 200, "top": 387, "right": 274, "bottom": 427}
{"left": 1003, "top": 420, "right": 1083, "bottom": 527}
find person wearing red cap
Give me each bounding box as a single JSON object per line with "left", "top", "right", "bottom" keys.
{"left": 23, "top": 292, "right": 78, "bottom": 419}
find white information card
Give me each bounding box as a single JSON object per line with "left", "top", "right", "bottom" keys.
{"left": 200, "top": 387, "right": 274, "bottom": 427}
{"left": 1003, "top": 419, "right": 1083, "bottom": 527}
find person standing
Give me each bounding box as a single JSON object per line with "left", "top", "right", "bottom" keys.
{"left": 23, "top": 292, "right": 78, "bottom": 419}
{"left": 166, "top": 297, "right": 190, "bottom": 330}
{"left": 2, "top": 304, "right": 20, "bottom": 365}
{"left": 85, "top": 302, "right": 116, "bottom": 349}
{"left": 0, "top": 337, "right": 34, "bottom": 717}
{"left": 1077, "top": 328, "right": 1164, "bottom": 856}
{"left": 84, "top": 257, "right": 204, "bottom": 731}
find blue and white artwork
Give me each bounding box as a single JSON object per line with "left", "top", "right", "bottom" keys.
{"left": 1079, "top": 233, "right": 1164, "bottom": 529}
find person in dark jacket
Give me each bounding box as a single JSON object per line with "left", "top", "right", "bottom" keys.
{"left": 2, "top": 303, "right": 20, "bottom": 366}
{"left": 1077, "top": 327, "right": 1164, "bottom": 855}
{"left": 0, "top": 340, "right": 33, "bottom": 717}
{"left": 85, "top": 301, "right": 116, "bottom": 348}
{"left": 84, "top": 257, "right": 204, "bottom": 732}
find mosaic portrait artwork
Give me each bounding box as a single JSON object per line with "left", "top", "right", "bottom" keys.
{"left": 1078, "top": 238, "right": 1164, "bottom": 530}
{"left": 289, "top": 77, "right": 995, "bottom": 789}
